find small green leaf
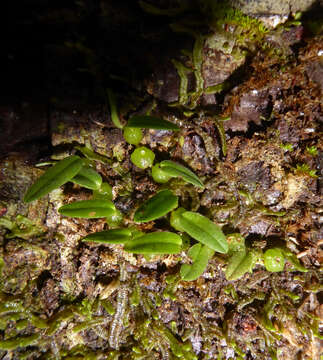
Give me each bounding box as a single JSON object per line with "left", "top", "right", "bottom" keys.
{"left": 107, "top": 89, "right": 123, "bottom": 129}
{"left": 264, "top": 248, "right": 285, "bottom": 272}
{"left": 24, "top": 156, "right": 84, "bottom": 203}
{"left": 225, "top": 249, "right": 256, "bottom": 280}
{"left": 71, "top": 166, "right": 102, "bottom": 190}
{"left": 82, "top": 229, "right": 132, "bottom": 244}
{"left": 130, "top": 147, "right": 155, "bottom": 169}
{"left": 75, "top": 146, "right": 111, "bottom": 164}
{"left": 159, "top": 160, "right": 204, "bottom": 188}
{"left": 127, "top": 115, "right": 180, "bottom": 131}
{"left": 180, "top": 244, "right": 214, "bottom": 281}
{"left": 123, "top": 127, "right": 143, "bottom": 145}
{"left": 58, "top": 200, "right": 116, "bottom": 218}
{"left": 178, "top": 211, "right": 228, "bottom": 253}
{"left": 134, "top": 190, "right": 178, "bottom": 223}
{"left": 151, "top": 163, "right": 173, "bottom": 184}
{"left": 92, "top": 182, "right": 113, "bottom": 201}
{"left": 124, "top": 231, "right": 182, "bottom": 254}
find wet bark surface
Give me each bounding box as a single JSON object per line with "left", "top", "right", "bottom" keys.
{"left": 1, "top": 1, "right": 323, "bottom": 359}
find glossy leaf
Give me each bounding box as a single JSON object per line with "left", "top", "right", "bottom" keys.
{"left": 92, "top": 182, "right": 113, "bottom": 201}
{"left": 58, "top": 200, "right": 116, "bottom": 218}
{"left": 71, "top": 166, "right": 102, "bottom": 190}
{"left": 130, "top": 147, "right": 155, "bottom": 169}
{"left": 178, "top": 211, "right": 228, "bottom": 253}
{"left": 127, "top": 115, "right": 180, "bottom": 131}
{"left": 159, "top": 160, "right": 204, "bottom": 188}
{"left": 180, "top": 244, "right": 214, "bottom": 281}
{"left": 134, "top": 190, "right": 178, "bottom": 223}
{"left": 264, "top": 248, "right": 285, "bottom": 272}
{"left": 24, "top": 156, "right": 84, "bottom": 203}
{"left": 124, "top": 231, "right": 182, "bottom": 254}
{"left": 82, "top": 229, "right": 132, "bottom": 244}
{"left": 123, "top": 127, "right": 143, "bottom": 145}
{"left": 225, "top": 249, "right": 256, "bottom": 280}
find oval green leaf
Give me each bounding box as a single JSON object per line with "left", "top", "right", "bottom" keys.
{"left": 127, "top": 115, "right": 180, "bottom": 131}
{"left": 178, "top": 211, "right": 228, "bottom": 253}
{"left": 180, "top": 244, "right": 214, "bottom": 281}
{"left": 124, "top": 231, "right": 182, "bottom": 254}
{"left": 71, "top": 166, "right": 102, "bottom": 190}
{"left": 58, "top": 200, "right": 116, "bottom": 218}
{"left": 82, "top": 229, "right": 132, "bottom": 244}
{"left": 225, "top": 249, "right": 256, "bottom": 281}
{"left": 263, "top": 248, "right": 285, "bottom": 272}
{"left": 159, "top": 160, "right": 204, "bottom": 188}
{"left": 92, "top": 182, "right": 113, "bottom": 201}
{"left": 134, "top": 190, "right": 178, "bottom": 223}
{"left": 24, "top": 156, "right": 84, "bottom": 203}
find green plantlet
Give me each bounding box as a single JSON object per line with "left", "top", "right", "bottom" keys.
{"left": 151, "top": 163, "right": 174, "bottom": 184}
{"left": 123, "top": 127, "right": 143, "bottom": 145}
{"left": 174, "top": 211, "right": 228, "bottom": 253}
{"left": 71, "top": 166, "right": 102, "bottom": 190}
{"left": 134, "top": 190, "right": 178, "bottom": 223}
{"left": 295, "top": 163, "right": 317, "bottom": 178}
{"left": 180, "top": 243, "right": 214, "bottom": 281}
{"left": 225, "top": 249, "right": 257, "bottom": 281}
{"left": 92, "top": 182, "right": 113, "bottom": 201}
{"left": 82, "top": 229, "right": 132, "bottom": 244}
{"left": 264, "top": 248, "right": 285, "bottom": 272}
{"left": 159, "top": 160, "right": 204, "bottom": 188}
{"left": 24, "top": 155, "right": 84, "bottom": 202}
{"left": 107, "top": 88, "right": 123, "bottom": 129}
{"left": 131, "top": 146, "right": 155, "bottom": 169}
{"left": 280, "top": 143, "right": 293, "bottom": 152}
{"left": 306, "top": 146, "right": 318, "bottom": 156}
{"left": 124, "top": 231, "right": 182, "bottom": 254}
{"left": 58, "top": 199, "right": 116, "bottom": 218}
{"left": 127, "top": 115, "right": 180, "bottom": 131}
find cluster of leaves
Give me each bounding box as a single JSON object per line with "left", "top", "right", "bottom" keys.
{"left": 21, "top": 98, "right": 232, "bottom": 281}
{"left": 21, "top": 91, "right": 308, "bottom": 283}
